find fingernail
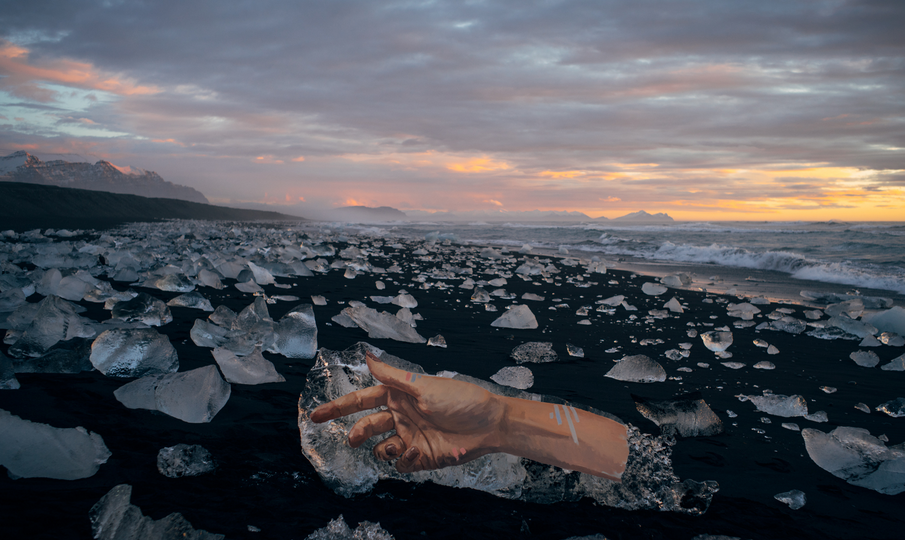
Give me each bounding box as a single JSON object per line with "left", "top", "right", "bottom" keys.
{"left": 386, "top": 444, "right": 397, "bottom": 457}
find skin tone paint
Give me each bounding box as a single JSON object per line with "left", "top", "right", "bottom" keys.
{"left": 309, "top": 351, "right": 629, "bottom": 481}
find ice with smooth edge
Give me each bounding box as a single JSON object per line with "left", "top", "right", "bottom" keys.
{"left": 247, "top": 261, "right": 276, "bottom": 285}
{"left": 233, "top": 297, "right": 272, "bottom": 331}
{"left": 490, "top": 304, "right": 538, "bottom": 329}
{"left": 190, "top": 319, "right": 231, "bottom": 348}
{"left": 825, "top": 299, "right": 864, "bottom": 319}
{"left": 7, "top": 295, "right": 97, "bottom": 358}
{"left": 304, "top": 515, "right": 394, "bottom": 540}
{"left": 90, "top": 484, "right": 224, "bottom": 540}
{"left": 701, "top": 331, "right": 733, "bottom": 352}
{"left": 270, "top": 304, "right": 318, "bottom": 358}
{"left": 740, "top": 393, "right": 808, "bottom": 418}
{"left": 344, "top": 306, "right": 426, "bottom": 343}
{"left": 511, "top": 341, "right": 558, "bottom": 364}
{"left": 850, "top": 350, "right": 880, "bottom": 368}
{"left": 490, "top": 366, "right": 535, "bottom": 389}
{"left": 111, "top": 292, "right": 173, "bottom": 326}
{"left": 774, "top": 490, "right": 806, "bottom": 510}
{"left": 166, "top": 291, "right": 214, "bottom": 312}
{"left": 0, "top": 409, "right": 111, "bottom": 480}
{"left": 862, "top": 306, "right": 905, "bottom": 336}
{"left": 392, "top": 293, "right": 418, "bottom": 308}
{"left": 212, "top": 346, "right": 285, "bottom": 385}
{"left": 605, "top": 355, "right": 667, "bottom": 383}
{"left": 664, "top": 298, "right": 684, "bottom": 313}
{"left": 727, "top": 303, "right": 759, "bottom": 320}
{"left": 566, "top": 343, "right": 585, "bottom": 358}
{"left": 641, "top": 283, "right": 668, "bottom": 296}
{"left": 633, "top": 391, "right": 723, "bottom": 437}
{"left": 157, "top": 444, "right": 217, "bottom": 478}
{"left": 153, "top": 273, "right": 195, "bottom": 293}
{"left": 208, "top": 305, "right": 237, "bottom": 328}
{"left": 881, "top": 354, "right": 905, "bottom": 371}
{"left": 298, "top": 343, "right": 718, "bottom": 514}
{"left": 802, "top": 426, "right": 905, "bottom": 495}
{"left": 11, "top": 337, "right": 94, "bottom": 374}
{"left": 90, "top": 328, "right": 179, "bottom": 377}
{"left": 876, "top": 398, "right": 905, "bottom": 418}
{"left": 768, "top": 316, "right": 807, "bottom": 334}
{"left": 597, "top": 295, "right": 625, "bottom": 306}
{"left": 115, "top": 365, "right": 231, "bottom": 423}
{"left": 828, "top": 316, "right": 877, "bottom": 338}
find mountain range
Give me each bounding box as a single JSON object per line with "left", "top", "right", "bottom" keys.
{"left": 0, "top": 151, "right": 208, "bottom": 204}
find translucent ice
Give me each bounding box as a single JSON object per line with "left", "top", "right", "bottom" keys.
{"left": 190, "top": 319, "right": 231, "bottom": 348}
{"left": 392, "top": 293, "right": 418, "bottom": 308}
{"left": 741, "top": 393, "right": 808, "bottom": 418}
{"left": 208, "top": 305, "right": 237, "bottom": 328}
{"left": 247, "top": 261, "right": 276, "bottom": 285}
{"left": 304, "top": 515, "right": 394, "bottom": 540}
{"left": 642, "top": 283, "right": 668, "bottom": 296}
{"left": 298, "top": 343, "right": 717, "bottom": 514}
{"left": 605, "top": 355, "right": 667, "bottom": 383}
{"left": 157, "top": 444, "right": 217, "bottom": 478}
{"left": 769, "top": 316, "right": 807, "bottom": 334}
{"left": 12, "top": 337, "right": 94, "bottom": 374}
{"left": 566, "top": 343, "right": 585, "bottom": 358}
{"left": 233, "top": 297, "right": 272, "bottom": 332}
{"left": 89, "top": 484, "right": 224, "bottom": 540}
{"left": 213, "top": 345, "right": 285, "bottom": 385}
{"left": 664, "top": 298, "right": 684, "bottom": 313}
{"left": 1, "top": 351, "right": 20, "bottom": 389}
{"left": 91, "top": 328, "right": 179, "bottom": 378}
{"left": 880, "top": 354, "right": 905, "bottom": 371}
{"left": 828, "top": 316, "right": 877, "bottom": 339}
{"left": 850, "top": 350, "right": 879, "bottom": 368}
{"left": 633, "top": 391, "right": 723, "bottom": 437}
{"left": 862, "top": 306, "right": 905, "bottom": 336}
{"left": 166, "top": 291, "right": 214, "bottom": 312}
{"left": 154, "top": 365, "right": 231, "bottom": 423}
{"left": 727, "top": 303, "right": 759, "bottom": 320}
{"left": 825, "top": 299, "right": 864, "bottom": 319}
{"left": 428, "top": 334, "right": 447, "bottom": 348}
{"left": 660, "top": 274, "right": 692, "bottom": 288}
{"left": 511, "top": 342, "right": 558, "bottom": 364}
{"left": 802, "top": 426, "right": 905, "bottom": 495}
{"left": 701, "top": 331, "right": 733, "bottom": 352}
{"left": 8, "top": 295, "right": 97, "bottom": 358}
{"left": 270, "top": 304, "right": 318, "bottom": 359}
{"left": 490, "top": 305, "right": 538, "bottom": 329}
{"left": 490, "top": 366, "right": 535, "bottom": 389}
{"left": 470, "top": 288, "right": 491, "bottom": 303}
{"left": 774, "top": 489, "right": 806, "bottom": 510}
{"left": 876, "top": 398, "right": 905, "bottom": 418}
{"left": 345, "top": 306, "right": 426, "bottom": 343}
{"left": 197, "top": 269, "right": 224, "bottom": 289}
{"left": 153, "top": 273, "right": 195, "bottom": 293}
{"left": 0, "top": 409, "right": 111, "bottom": 480}
{"left": 111, "top": 293, "right": 173, "bottom": 326}
{"left": 597, "top": 295, "right": 624, "bottom": 306}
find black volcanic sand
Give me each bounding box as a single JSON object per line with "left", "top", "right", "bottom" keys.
{"left": 1, "top": 229, "right": 905, "bottom": 540}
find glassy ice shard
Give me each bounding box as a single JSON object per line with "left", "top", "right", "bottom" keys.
{"left": 490, "top": 366, "right": 534, "bottom": 389}
{"left": 701, "top": 331, "right": 733, "bottom": 352}
{"left": 157, "top": 444, "right": 217, "bottom": 478}
{"left": 111, "top": 293, "right": 173, "bottom": 326}
{"left": 212, "top": 346, "right": 285, "bottom": 385}
{"left": 511, "top": 342, "right": 558, "bottom": 364}
{"left": 641, "top": 283, "right": 667, "bottom": 296}
{"left": 490, "top": 305, "right": 538, "bottom": 329}
{"left": 605, "top": 355, "right": 667, "bottom": 383}
{"left": 802, "top": 426, "right": 905, "bottom": 495}
{"left": 304, "top": 515, "right": 394, "bottom": 540}
{"left": 740, "top": 393, "right": 808, "bottom": 418}
{"left": 8, "top": 295, "right": 97, "bottom": 358}
{"left": 774, "top": 489, "right": 806, "bottom": 510}
{"left": 12, "top": 337, "right": 94, "bottom": 374}
{"left": 166, "top": 291, "right": 214, "bottom": 312}
{"left": 154, "top": 365, "right": 231, "bottom": 423}
{"left": 633, "top": 391, "right": 723, "bottom": 437}
{"left": 270, "top": 304, "right": 318, "bottom": 359}
{"left": 90, "top": 328, "right": 179, "bottom": 378}
{"left": 344, "top": 306, "right": 426, "bottom": 343}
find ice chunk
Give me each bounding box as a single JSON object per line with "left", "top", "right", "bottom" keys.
{"left": 89, "top": 484, "right": 224, "bottom": 540}
{"left": 246, "top": 261, "right": 276, "bottom": 285}
{"left": 741, "top": 393, "right": 808, "bottom": 418}
{"left": 1, "top": 352, "right": 20, "bottom": 389}
{"left": 157, "top": 444, "right": 217, "bottom": 478}
{"left": 190, "top": 319, "right": 231, "bottom": 348}
{"left": 522, "top": 292, "right": 545, "bottom": 301}
{"left": 633, "top": 391, "right": 723, "bottom": 437}
{"left": 12, "top": 337, "right": 94, "bottom": 374}
{"left": 8, "top": 296, "right": 97, "bottom": 358}
{"left": 111, "top": 293, "right": 173, "bottom": 326}
{"left": 427, "top": 334, "right": 447, "bottom": 348}
{"left": 850, "top": 350, "right": 879, "bottom": 368}
{"left": 270, "top": 304, "right": 318, "bottom": 359}
{"left": 370, "top": 295, "right": 394, "bottom": 304}
{"left": 753, "top": 361, "right": 775, "bottom": 370}
{"left": 825, "top": 299, "right": 864, "bottom": 319}
{"left": 767, "top": 345, "right": 780, "bottom": 355}
{"left": 114, "top": 375, "right": 165, "bottom": 411}
{"left": 862, "top": 306, "right": 905, "bottom": 336}
{"left": 311, "top": 295, "right": 327, "bottom": 306}
{"left": 470, "top": 288, "right": 491, "bottom": 303}
{"left": 566, "top": 343, "right": 584, "bottom": 358}
{"left": 233, "top": 297, "right": 272, "bottom": 331}
{"left": 605, "top": 355, "right": 667, "bottom": 383}
{"left": 304, "top": 515, "right": 394, "bottom": 540}
{"left": 880, "top": 354, "right": 905, "bottom": 371}
{"left": 855, "top": 402, "right": 870, "bottom": 413}
{"left": 774, "top": 490, "right": 806, "bottom": 510}
{"left": 0, "top": 287, "right": 27, "bottom": 312}
{"left": 490, "top": 366, "right": 534, "bottom": 389}
{"left": 597, "top": 295, "right": 624, "bottom": 306}
{"left": 727, "top": 303, "right": 759, "bottom": 320}
{"left": 212, "top": 346, "right": 285, "bottom": 385}
{"left": 235, "top": 280, "right": 263, "bottom": 293}
{"left": 197, "top": 269, "right": 224, "bottom": 289}
{"left": 701, "top": 331, "right": 732, "bottom": 352}
{"left": 298, "top": 343, "right": 717, "bottom": 513}
{"left": 664, "top": 297, "right": 684, "bottom": 313}
{"left": 154, "top": 365, "right": 231, "bottom": 423}
{"left": 802, "top": 426, "right": 905, "bottom": 495}
{"left": 879, "top": 332, "right": 905, "bottom": 347}
{"left": 876, "top": 398, "right": 905, "bottom": 418}
{"left": 90, "top": 328, "right": 179, "bottom": 378}
{"left": 828, "top": 316, "right": 877, "bottom": 338}
{"left": 345, "top": 306, "right": 426, "bottom": 343}
{"left": 641, "top": 283, "right": 667, "bottom": 296}
{"left": 0, "top": 409, "right": 111, "bottom": 480}
{"left": 661, "top": 274, "right": 692, "bottom": 288}
{"left": 153, "top": 273, "right": 195, "bottom": 292}
{"left": 511, "top": 342, "right": 558, "bottom": 364}
{"left": 392, "top": 293, "right": 418, "bottom": 308}
{"left": 490, "top": 305, "right": 538, "bottom": 329}
{"left": 721, "top": 362, "right": 745, "bottom": 369}
{"left": 805, "top": 411, "right": 828, "bottom": 423}
{"left": 166, "top": 291, "right": 214, "bottom": 312}
{"left": 769, "top": 316, "right": 807, "bottom": 334}
{"left": 208, "top": 305, "right": 237, "bottom": 328}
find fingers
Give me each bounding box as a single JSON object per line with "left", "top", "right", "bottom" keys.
{"left": 348, "top": 410, "right": 395, "bottom": 448}
{"left": 309, "top": 384, "right": 388, "bottom": 423}
{"left": 373, "top": 434, "right": 406, "bottom": 461}
{"left": 365, "top": 351, "right": 423, "bottom": 397}
{"left": 395, "top": 446, "right": 422, "bottom": 473}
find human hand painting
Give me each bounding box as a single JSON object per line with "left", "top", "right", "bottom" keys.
{"left": 310, "top": 351, "right": 629, "bottom": 481}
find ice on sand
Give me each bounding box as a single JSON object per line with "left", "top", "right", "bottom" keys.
{"left": 392, "top": 293, "right": 418, "bottom": 308}
{"left": 270, "top": 304, "right": 318, "bottom": 358}
{"left": 490, "top": 366, "right": 534, "bottom": 389}
{"left": 90, "top": 328, "right": 179, "bottom": 378}
{"left": 344, "top": 306, "right": 426, "bottom": 343}
{"left": 876, "top": 398, "right": 905, "bottom": 418}
{"left": 114, "top": 365, "right": 231, "bottom": 423}
{"left": 880, "top": 354, "right": 905, "bottom": 371}
{"left": 157, "top": 444, "right": 217, "bottom": 478}
{"left": 774, "top": 490, "right": 806, "bottom": 510}
{"left": 7, "top": 295, "right": 97, "bottom": 358}
{"left": 641, "top": 283, "right": 668, "bottom": 296}
{"left": 212, "top": 346, "right": 285, "bottom": 385}
{"left": 90, "top": 484, "right": 224, "bottom": 540}
{"left": 304, "top": 515, "right": 394, "bottom": 540}
{"left": 511, "top": 342, "right": 558, "bottom": 364}
{"left": 190, "top": 319, "right": 231, "bottom": 348}
{"left": 0, "top": 409, "right": 111, "bottom": 480}
{"left": 701, "top": 331, "right": 733, "bottom": 352}
{"left": 605, "top": 355, "right": 667, "bottom": 383}
{"left": 298, "top": 343, "right": 717, "bottom": 513}
{"left": 490, "top": 304, "right": 538, "bottom": 329}
{"left": 862, "top": 306, "right": 905, "bottom": 336}
{"left": 740, "top": 393, "right": 808, "bottom": 418}
{"left": 0, "top": 351, "right": 19, "bottom": 389}
{"left": 12, "top": 337, "right": 94, "bottom": 374}
{"left": 850, "top": 350, "right": 880, "bottom": 368}
{"left": 802, "top": 426, "right": 905, "bottom": 495}
{"left": 166, "top": 292, "right": 214, "bottom": 312}
{"left": 111, "top": 293, "right": 173, "bottom": 326}
{"left": 633, "top": 391, "right": 723, "bottom": 437}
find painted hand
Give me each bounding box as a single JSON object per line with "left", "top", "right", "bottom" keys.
{"left": 309, "top": 351, "right": 506, "bottom": 473}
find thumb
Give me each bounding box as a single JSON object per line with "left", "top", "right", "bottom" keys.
{"left": 366, "top": 351, "right": 424, "bottom": 396}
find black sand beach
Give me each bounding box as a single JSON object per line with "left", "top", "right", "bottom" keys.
{"left": 1, "top": 221, "right": 904, "bottom": 540}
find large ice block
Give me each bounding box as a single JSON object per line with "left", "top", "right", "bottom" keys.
{"left": 802, "top": 426, "right": 905, "bottom": 495}
{"left": 8, "top": 295, "right": 97, "bottom": 358}
{"left": 11, "top": 337, "right": 94, "bottom": 374}
{"left": 90, "top": 328, "right": 179, "bottom": 378}
{"left": 270, "top": 303, "right": 318, "bottom": 359}
{"left": 111, "top": 293, "right": 173, "bottom": 326}
{"left": 154, "top": 365, "right": 231, "bottom": 423}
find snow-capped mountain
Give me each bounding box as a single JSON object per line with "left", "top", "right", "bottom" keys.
{"left": 0, "top": 151, "right": 208, "bottom": 204}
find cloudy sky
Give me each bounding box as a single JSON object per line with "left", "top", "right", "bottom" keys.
{"left": 1, "top": 0, "right": 903, "bottom": 220}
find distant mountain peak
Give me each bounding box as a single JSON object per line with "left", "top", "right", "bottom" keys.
{"left": 612, "top": 210, "right": 674, "bottom": 222}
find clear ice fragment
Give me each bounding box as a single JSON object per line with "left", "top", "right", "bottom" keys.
{"left": 270, "top": 304, "right": 318, "bottom": 359}
{"left": 880, "top": 354, "right": 905, "bottom": 371}
{"left": 90, "top": 328, "right": 179, "bottom": 378}
{"left": 166, "top": 291, "right": 214, "bottom": 312}
{"left": 511, "top": 342, "right": 558, "bottom": 364}
{"left": 490, "top": 305, "right": 538, "bottom": 329}
{"left": 212, "top": 346, "right": 285, "bottom": 385}
{"left": 157, "top": 444, "right": 217, "bottom": 478}
{"left": 802, "top": 426, "right": 905, "bottom": 495}
{"left": 428, "top": 335, "right": 447, "bottom": 348}
{"left": 0, "top": 351, "right": 19, "bottom": 389}
{"left": 90, "top": 484, "right": 224, "bottom": 540}
{"left": 876, "top": 398, "right": 905, "bottom": 418}
{"left": 154, "top": 365, "right": 231, "bottom": 423}
{"left": 566, "top": 343, "right": 584, "bottom": 357}
{"left": 112, "top": 293, "right": 173, "bottom": 326}
{"left": 701, "top": 331, "right": 733, "bottom": 352}
{"left": 8, "top": 295, "right": 97, "bottom": 358}
{"left": 862, "top": 306, "right": 905, "bottom": 336}
{"left": 605, "top": 355, "right": 667, "bottom": 383}
{"left": 304, "top": 515, "right": 394, "bottom": 540}
{"left": 774, "top": 489, "right": 806, "bottom": 510}
{"left": 392, "top": 293, "right": 418, "bottom": 308}
{"left": 345, "top": 306, "right": 426, "bottom": 343}
{"left": 641, "top": 283, "right": 667, "bottom": 296}
{"left": 190, "top": 319, "right": 231, "bottom": 348}
{"left": 753, "top": 361, "right": 775, "bottom": 370}
{"left": 850, "top": 350, "right": 879, "bottom": 368}
{"left": 742, "top": 393, "right": 808, "bottom": 418}
{"left": 633, "top": 391, "right": 723, "bottom": 437}
{"left": 490, "top": 366, "right": 534, "bottom": 389}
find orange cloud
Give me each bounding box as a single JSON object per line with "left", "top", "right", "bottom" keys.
{"left": 539, "top": 170, "right": 584, "bottom": 179}
{"left": 254, "top": 155, "right": 284, "bottom": 164}
{"left": 447, "top": 157, "right": 511, "bottom": 173}
{"left": 485, "top": 199, "right": 504, "bottom": 206}
{"left": 291, "top": 156, "right": 306, "bottom": 162}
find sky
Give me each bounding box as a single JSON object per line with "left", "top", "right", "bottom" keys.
{"left": 1, "top": 0, "right": 903, "bottom": 221}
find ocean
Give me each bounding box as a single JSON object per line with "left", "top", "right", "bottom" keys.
{"left": 333, "top": 220, "right": 905, "bottom": 304}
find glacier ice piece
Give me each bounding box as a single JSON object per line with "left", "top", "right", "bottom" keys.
{"left": 880, "top": 354, "right": 905, "bottom": 371}
{"left": 166, "top": 291, "right": 214, "bottom": 312}
{"left": 769, "top": 316, "right": 807, "bottom": 334}
{"left": 727, "top": 303, "right": 759, "bottom": 320}
{"left": 862, "top": 306, "right": 905, "bottom": 336}
{"left": 90, "top": 484, "right": 224, "bottom": 540}
{"left": 111, "top": 293, "right": 173, "bottom": 326}
{"left": 114, "top": 374, "right": 165, "bottom": 411}
{"left": 270, "top": 304, "right": 318, "bottom": 359}
{"left": 190, "top": 319, "right": 231, "bottom": 348}
{"left": 701, "top": 331, "right": 732, "bottom": 352}
{"left": 597, "top": 295, "right": 624, "bottom": 306}
{"left": 664, "top": 298, "right": 684, "bottom": 314}
{"left": 802, "top": 426, "right": 905, "bottom": 495}
{"left": 157, "top": 444, "right": 217, "bottom": 478}
{"left": 0, "top": 287, "right": 27, "bottom": 312}
{"left": 490, "top": 305, "right": 538, "bottom": 329}
{"left": 90, "top": 328, "right": 179, "bottom": 378}
{"left": 153, "top": 273, "right": 195, "bottom": 292}
{"left": 344, "top": 306, "right": 426, "bottom": 343}
{"left": 212, "top": 346, "right": 285, "bottom": 385}
{"left": 774, "top": 489, "right": 806, "bottom": 510}
{"left": 641, "top": 283, "right": 667, "bottom": 296}
{"left": 879, "top": 332, "right": 905, "bottom": 347}
{"left": 12, "top": 337, "right": 94, "bottom": 374}
{"left": 197, "top": 269, "right": 224, "bottom": 289}
{"left": 850, "top": 350, "right": 879, "bottom": 368}
{"left": 247, "top": 261, "right": 276, "bottom": 285}
{"left": 876, "top": 398, "right": 905, "bottom": 418}
{"left": 298, "top": 343, "right": 717, "bottom": 514}
{"left": 753, "top": 361, "right": 775, "bottom": 370}
{"left": 721, "top": 362, "right": 744, "bottom": 369}
{"left": 511, "top": 342, "right": 558, "bottom": 364}
{"left": 392, "top": 293, "right": 418, "bottom": 308}
{"left": 304, "top": 515, "right": 394, "bottom": 540}
{"left": 1, "top": 351, "right": 20, "bottom": 389}
{"left": 208, "top": 305, "right": 237, "bottom": 328}
{"left": 566, "top": 343, "right": 584, "bottom": 358}
{"left": 741, "top": 393, "right": 808, "bottom": 418}
{"left": 235, "top": 280, "right": 263, "bottom": 293}
{"left": 828, "top": 316, "right": 877, "bottom": 338}
{"left": 470, "top": 288, "right": 491, "bottom": 303}
{"left": 633, "top": 391, "right": 723, "bottom": 437}
{"left": 233, "top": 297, "right": 272, "bottom": 331}
{"left": 0, "top": 409, "right": 111, "bottom": 480}
{"left": 490, "top": 366, "right": 534, "bottom": 389}
{"left": 7, "top": 295, "right": 97, "bottom": 358}
{"left": 825, "top": 299, "right": 864, "bottom": 319}
{"left": 427, "top": 334, "right": 447, "bottom": 348}
{"left": 522, "top": 292, "right": 545, "bottom": 301}
{"left": 154, "top": 365, "right": 231, "bottom": 423}
{"left": 605, "top": 355, "right": 667, "bottom": 383}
